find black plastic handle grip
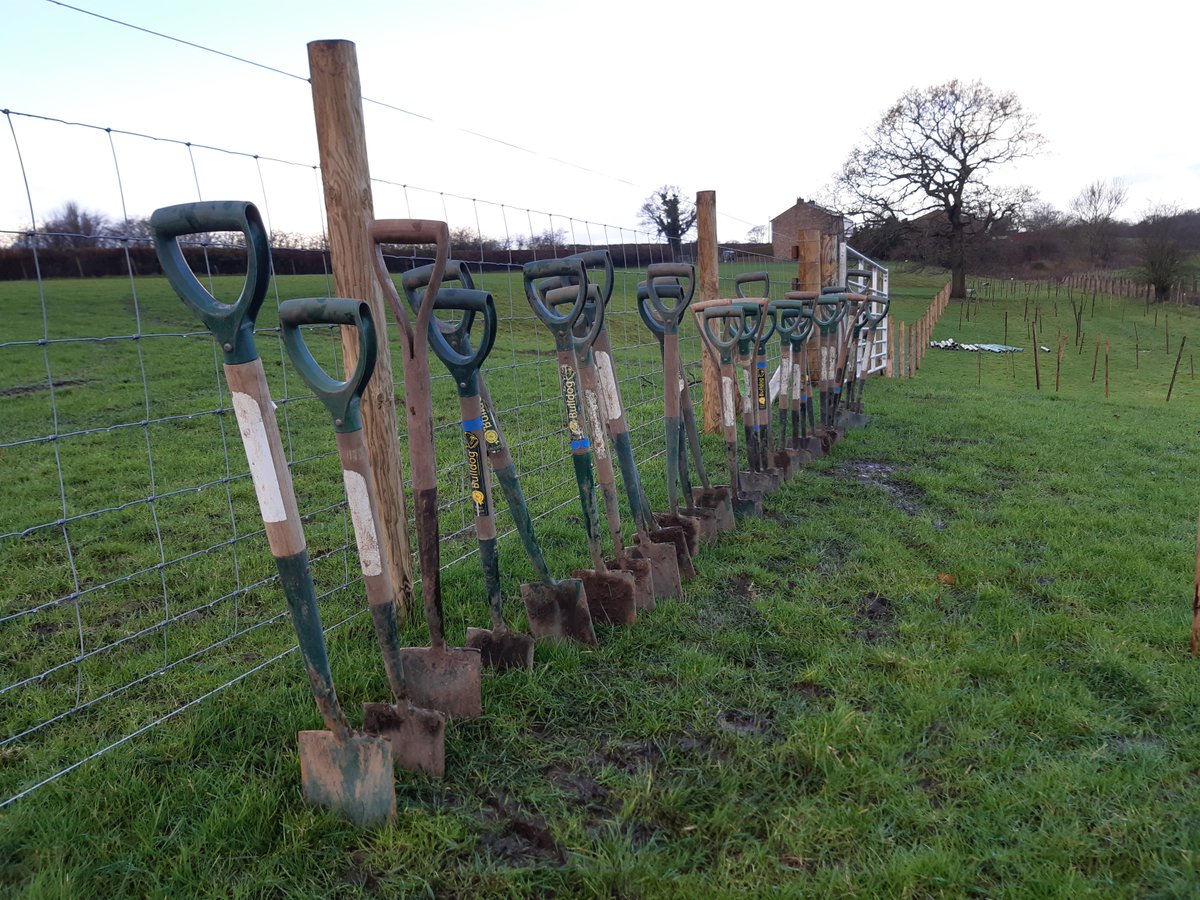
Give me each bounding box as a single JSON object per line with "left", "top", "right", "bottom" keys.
{"left": 150, "top": 200, "right": 271, "bottom": 365}
{"left": 278, "top": 298, "right": 376, "bottom": 433}
{"left": 865, "top": 294, "right": 891, "bottom": 325}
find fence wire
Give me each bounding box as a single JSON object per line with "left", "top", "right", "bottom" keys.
{"left": 0, "top": 104, "right": 821, "bottom": 809}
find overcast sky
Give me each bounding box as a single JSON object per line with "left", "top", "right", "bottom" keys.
{"left": 2, "top": 0, "right": 1197, "bottom": 245}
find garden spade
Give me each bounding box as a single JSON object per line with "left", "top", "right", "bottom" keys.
{"left": 638, "top": 265, "right": 734, "bottom": 533}
{"left": 278, "top": 297, "right": 446, "bottom": 777}
{"left": 418, "top": 285, "right": 536, "bottom": 670}
{"left": 151, "top": 200, "right": 395, "bottom": 825}
{"left": 524, "top": 257, "right": 637, "bottom": 625}
{"left": 845, "top": 289, "right": 890, "bottom": 427}
{"left": 813, "top": 292, "right": 849, "bottom": 448}
{"left": 735, "top": 273, "right": 784, "bottom": 487}
{"left": 771, "top": 297, "right": 815, "bottom": 472}
{"left": 400, "top": 261, "right": 596, "bottom": 644}
{"left": 561, "top": 251, "right": 690, "bottom": 588}
{"left": 692, "top": 300, "right": 762, "bottom": 517}
{"left": 827, "top": 290, "right": 868, "bottom": 430}
{"left": 370, "top": 219, "right": 482, "bottom": 718}
{"left": 784, "top": 293, "right": 826, "bottom": 459}
{"left": 733, "top": 298, "right": 779, "bottom": 493}
{"left": 547, "top": 283, "right": 656, "bottom": 610}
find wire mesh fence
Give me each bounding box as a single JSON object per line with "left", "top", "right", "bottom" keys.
{"left": 0, "top": 93, "right": 829, "bottom": 808}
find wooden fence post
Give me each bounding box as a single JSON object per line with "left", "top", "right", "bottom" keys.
{"left": 308, "top": 39, "right": 414, "bottom": 612}
{"left": 696, "top": 190, "right": 721, "bottom": 433}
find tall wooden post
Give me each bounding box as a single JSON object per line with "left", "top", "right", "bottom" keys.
{"left": 308, "top": 39, "right": 414, "bottom": 613}
{"left": 819, "top": 233, "right": 838, "bottom": 287}
{"left": 696, "top": 190, "right": 721, "bottom": 434}
{"left": 796, "top": 229, "right": 821, "bottom": 292}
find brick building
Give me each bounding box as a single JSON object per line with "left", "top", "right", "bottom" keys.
{"left": 770, "top": 198, "right": 845, "bottom": 259}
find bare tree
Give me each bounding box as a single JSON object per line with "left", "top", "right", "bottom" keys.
{"left": 17, "top": 201, "right": 113, "bottom": 249}
{"left": 528, "top": 228, "right": 568, "bottom": 254}
{"left": 270, "top": 230, "right": 327, "bottom": 250}
{"left": 1139, "top": 204, "right": 1190, "bottom": 302}
{"left": 639, "top": 186, "right": 697, "bottom": 261}
{"left": 832, "top": 79, "right": 1043, "bottom": 298}
{"left": 1070, "top": 177, "right": 1127, "bottom": 266}
{"left": 745, "top": 225, "right": 768, "bottom": 243}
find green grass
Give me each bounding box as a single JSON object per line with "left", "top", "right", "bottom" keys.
{"left": 4, "top": 265, "right": 1200, "bottom": 895}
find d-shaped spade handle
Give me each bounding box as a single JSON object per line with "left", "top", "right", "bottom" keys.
{"left": 426, "top": 288, "right": 497, "bottom": 389}
{"left": 279, "top": 298, "right": 377, "bottom": 434}
{"left": 565, "top": 249, "right": 615, "bottom": 308}
{"left": 524, "top": 257, "right": 601, "bottom": 348}
{"left": 150, "top": 200, "right": 271, "bottom": 365}
{"left": 636, "top": 279, "right": 685, "bottom": 346}
{"left": 865, "top": 294, "right": 891, "bottom": 326}
{"left": 756, "top": 303, "right": 778, "bottom": 348}
{"left": 642, "top": 263, "right": 696, "bottom": 330}
{"left": 698, "top": 305, "right": 746, "bottom": 354}
{"left": 772, "top": 300, "right": 805, "bottom": 339}
{"left": 734, "top": 270, "right": 770, "bottom": 299}
{"left": 370, "top": 219, "right": 450, "bottom": 342}
{"left": 546, "top": 283, "right": 604, "bottom": 353}
{"left": 814, "top": 293, "right": 848, "bottom": 328}
{"left": 402, "top": 259, "right": 478, "bottom": 340}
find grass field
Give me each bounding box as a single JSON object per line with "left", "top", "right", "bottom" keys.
{"left": 4, "top": 263, "right": 1200, "bottom": 896}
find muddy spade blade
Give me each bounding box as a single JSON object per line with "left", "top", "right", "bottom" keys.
{"left": 361, "top": 701, "right": 446, "bottom": 778}
{"left": 520, "top": 577, "right": 596, "bottom": 643}
{"left": 297, "top": 731, "right": 397, "bottom": 825}
{"left": 628, "top": 534, "right": 681, "bottom": 599}
{"left": 465, "top": 625, "right": 535, "bottom": 671}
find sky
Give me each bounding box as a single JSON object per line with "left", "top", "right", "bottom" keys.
{"left": 2, "top": 0, "right": 1197, "bottom": 246}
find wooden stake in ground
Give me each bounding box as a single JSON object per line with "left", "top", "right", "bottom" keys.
{"left": 1055, "top": 335, "right": 1064, "bottom": 392}
{"left": 1032, "top": 322, "right": 1041, "bottom": 390}
{"left": 696, "top": 190, "right": 720, "bottom": 433}
{"left": 308, "top": 38, "right": 413, "bottom": 612}
{"left": 1004, "top": 310, "right": 1008, "bottom": 345}
{"left": 1105, "top": 339, "right": 1110, "bottom": 398}
{"left": 1167, "top": 335, "right": 1187, "bottom": 403}
{"left": 1135, "top": 324, "right": 1140, "bottom": 369}
{"left": 1193, "top": 507, "right": 1200, "bottom": 657}
{"left": 1092, "top": 337, "right": 1100, "bottom": 383}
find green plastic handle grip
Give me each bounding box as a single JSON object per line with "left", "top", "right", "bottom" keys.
{"left": 698, "top": 306, "right": 746, "bottom": 353}
{"left": 524, "top": 258, "right": 603, "bottom": 348}
{"left": 150, "top": 200, "right": 271, "bottom": 365}
{"left": 278, "top": 298, "right": 376, "bottom": 434}
{"left": 425, "top": 288, "right": 497, "bottom": 388}
{"left": 734, "top": 271, "right": 770, "bottom": 299}
{"left": 642, "top": 262, "right": 696, "bottom": 329}
{"left": 814, "top": 294, "right": 848, "bottom": 327}
{"left": 546, "top": 283, "right": 605, "bottom": 353}
{"left": 564, "top": 250, "right": 615, "bottom": 308}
